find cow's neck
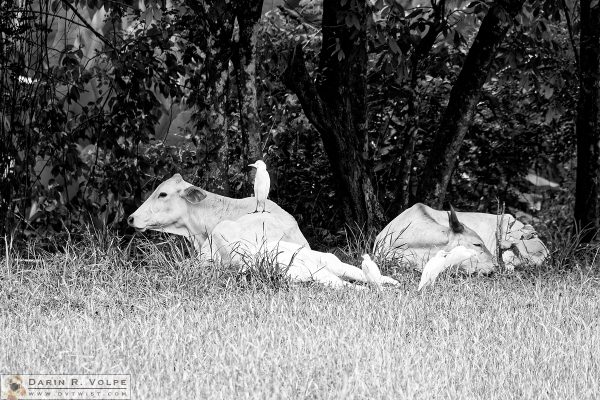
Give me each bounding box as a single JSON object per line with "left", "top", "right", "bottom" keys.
{"left": 184, "top": 190, "right": 254, "bottom": 246}
{"left": 445, "top": 230, "right": 462, "bottom": 248}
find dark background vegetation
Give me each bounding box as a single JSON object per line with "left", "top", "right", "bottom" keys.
{"left": 1, "top": 0, "right": 598, "bottom": 251}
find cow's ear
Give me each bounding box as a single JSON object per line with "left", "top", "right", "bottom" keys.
{"left": 172, "top": 173, "right": 183, "bottom": 183}
{"left": 448, "top": 205, "right": 465, "bottom": 233}
{"left": 181, "top": 186, "right": 206, "bottom": 204}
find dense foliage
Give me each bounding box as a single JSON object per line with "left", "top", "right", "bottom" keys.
{"left": 0, "top": 0, "right": 589, "bottom": 249}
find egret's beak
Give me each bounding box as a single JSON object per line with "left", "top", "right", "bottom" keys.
{"left": 248, "top": 163, "right": 256, "bottom": 168}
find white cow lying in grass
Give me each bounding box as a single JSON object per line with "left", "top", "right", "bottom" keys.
{"left": 375, "top": 203, "right": 549, "bottom": 272}
{"left": 127, "top": 174, "right": 395, "bottom": 288}
{"left": 209, "top": 219, "right": 400, "bottom": 288}
{"left": 127, "top": 174, "right": 309, "bottom": 251}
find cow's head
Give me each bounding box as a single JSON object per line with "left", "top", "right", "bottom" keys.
{"left": 446, "top": 206, "right": 495, "bottom": 274}
{"left": 127, "top": 173, "right": 206, "bottom": 236}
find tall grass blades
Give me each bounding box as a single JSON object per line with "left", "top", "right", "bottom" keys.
{"left": 2, "top": 227, "right": 600, "bottom": 398}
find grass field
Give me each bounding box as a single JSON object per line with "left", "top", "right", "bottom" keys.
{"left": 1, "top": 234, "right": 600, "bottom": 399}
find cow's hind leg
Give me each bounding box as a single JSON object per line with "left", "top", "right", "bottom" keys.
{"left": 312, "top": 268, "right": 365, "bottom": 289}
{"left": 287, "top": 262, "right": 362, "bottom": 289}
{"left": 380, "top": 276, "right": 401, "bottom": 286}
{"left": 319, "top": 253, "right": 400, "bottom": 286}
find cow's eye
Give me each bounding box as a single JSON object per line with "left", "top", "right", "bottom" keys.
{"left": 474, "top": 243, "right": 482, "bottom": 247}
{"left": 158, "top": 192, "right": 167, "bottom": 198}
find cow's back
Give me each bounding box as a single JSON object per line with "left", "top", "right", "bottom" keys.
{"left": 202, "top": 210, "right": 309, "bottom": 260}
{"left": 374, "top": 203, "right": 451, "bottom": 268}
{"left": 221, "top": 199, "right": 309, "bottom": 247}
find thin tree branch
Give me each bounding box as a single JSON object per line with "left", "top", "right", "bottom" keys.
{"left": 13, "top": 9, "right": 99, "bottom": 32}
{"left": 560, "top": 0, "right": 580, "bottom": 77}
{"left": 60, "top": 0, "right": 118, "bottom": 52}
{"left": 282, "top": 44, "right": 330, "bottom": 134}
{"left": 277, "top": 5, "right": 320, "bottom": 31}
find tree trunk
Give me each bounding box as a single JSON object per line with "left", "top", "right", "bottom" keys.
{"left": 203, "top": 67, "right": 232, "bottom": 195}
{"left": 416, "top": 0, "right": 524, "bottom": 208}
{"left": 233, "top": 0, "right": 264, "bottom": 196}
{"left": 283, "top": 0, "right": 384, "bottom": 231}
{"left": 397, "top": 124, "right": 418, "bottom": 209}
{"left": 188, "top": 2, "right": 236, "bottom": 195}
{"left": 234, "top": 1, "right": 263, "bottom": 164}
{"left": 574, "top": 0, "right": 600, "bottom": 242}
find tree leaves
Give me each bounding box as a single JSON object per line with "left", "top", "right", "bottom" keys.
{"left": 388, "top": 36, "right": 401, "bottom": 54}
{"left": 51, "top": 0, "right": 61, "bottom": 13}
{"left": 344, "top": 12, "right": 361, "bottom": 30}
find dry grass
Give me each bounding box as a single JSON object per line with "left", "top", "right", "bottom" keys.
{"left": 1, "top": 232, "right": 600, "bottom": 399}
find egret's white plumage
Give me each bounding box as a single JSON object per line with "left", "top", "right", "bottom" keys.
{"left": 418, "top": 249, "right": 449, "bottom": 291}
{"left": 361, "top": 254, "right": 382, "bottom": 288}
{"left": 444, "top": 245, "right": 478, "bottom": 269}
{"left": 248, "top": 160, "right": 270, "bottom": 213}
{"left": 418, "top": 245, "right": 478, "bottom": 291}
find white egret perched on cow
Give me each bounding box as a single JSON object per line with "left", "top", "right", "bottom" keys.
{"left": 361, "top": 254, "right": 382, "bottom": 289}
{"left": 248, "top": 160, "right": 270, "bottom": 213}
{"left": 418, "top": 245, "right": 478, "bottom": 291}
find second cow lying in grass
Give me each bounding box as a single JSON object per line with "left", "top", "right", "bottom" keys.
{"left": 375, "top": 203, "right": 549, "bottom": 272}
